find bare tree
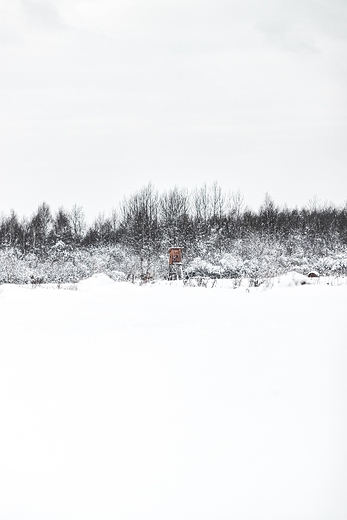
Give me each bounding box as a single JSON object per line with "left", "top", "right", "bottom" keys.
{"left": 160, "top": 186, "right": 191, "bottom": 247}
{"left": 228, "top": 190, "right": 244, "bottom": 219}
{"left": 70, "top": 205, "right": 86, "bottom": 244}
{"left": 52, "top": 207, "right": 73, "bottom": 244}
{"left": 119, "top": 183, "right": 161, "bottom": 277}
{"left": 29, "top": 202, "right": 53, "bottom": 254}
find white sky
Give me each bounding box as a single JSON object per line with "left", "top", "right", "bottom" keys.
{"left": 1, "top": 0, "right": 346, "bottom": 221}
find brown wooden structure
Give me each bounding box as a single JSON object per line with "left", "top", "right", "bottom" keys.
{"left": 169, "top": 247, "right": 182, "bottom": 265}
{"left": 168, "top": 247, "right": 183, "bottom": 280}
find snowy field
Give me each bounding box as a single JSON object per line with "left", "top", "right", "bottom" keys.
{"left": 1, "top": 274, "right": 347, "bottom": 520}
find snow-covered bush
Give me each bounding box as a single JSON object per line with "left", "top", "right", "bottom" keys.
{"left": 1, "top": 232, "right": 347, "bottom": 285}
{"left": 185, "top": 257, "right": 222, "bottom": 278}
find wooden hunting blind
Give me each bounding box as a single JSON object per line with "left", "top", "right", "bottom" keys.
{"left": 168, "top": 247, "right": 183, "bottom": 280}
{"left": 169, "top": 247, "right": 182, "bottom": 265}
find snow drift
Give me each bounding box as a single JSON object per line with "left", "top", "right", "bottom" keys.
{"left": 0, "top": 277, "right": 346, "bottom": 520}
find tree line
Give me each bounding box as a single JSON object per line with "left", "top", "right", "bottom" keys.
{"left": 1, "top": 183, "right": 347, "bottom": 250}
{"left": 1, "top": 183, "right": 347, "bottom": 280}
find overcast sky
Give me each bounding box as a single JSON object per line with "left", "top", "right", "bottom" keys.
{"left": 1, "top": 0, "right": 346, "bottom": 221}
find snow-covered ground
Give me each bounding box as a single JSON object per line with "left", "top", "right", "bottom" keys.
{"left": 1, "top": 274, "right": 347, "bottom": 520}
